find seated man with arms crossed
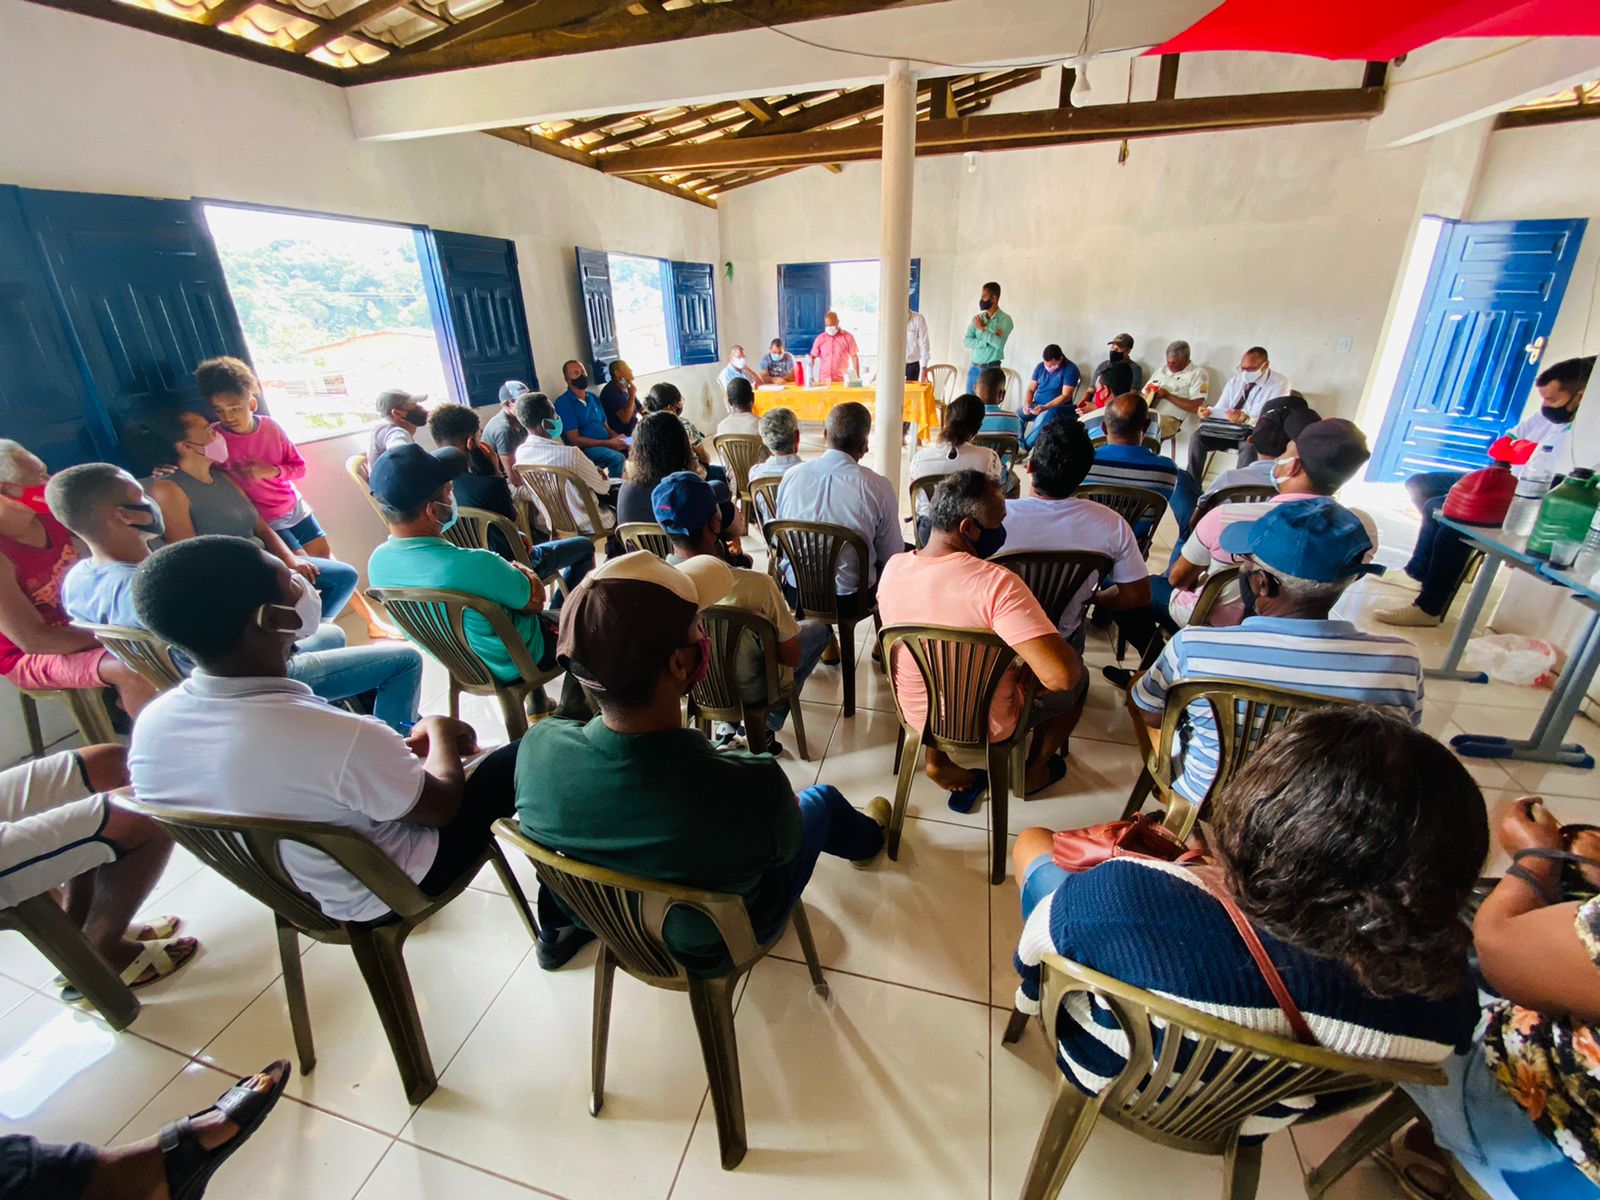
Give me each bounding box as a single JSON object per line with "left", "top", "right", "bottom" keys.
{"left": 654, "top": 471, "right": 832, "bottom": 756}
{"left": 50, "top": 463, "right": 425, "bottom": 735}
{"left": 515, "top": 551, "right": 890, "bottom": 977}
{"left": 1002, "top": 419, "right": 1152, "bottom": 650}
{"left": 1129, "top": 498, "right": 1423, "bottom": 815}
{"left": 1081, "top": 391, "right": 1197, "bottom": 535}
{"left": 367, "top": 443, "right": 586, "bottom": 719}
{"left": 128, "top": 535, "right": 586, "bottom": 968}
{"left": 878, "top": 471, "right": 1087, "bottom": 807}
{"left": 0, "top": 742, "right": 197, "bottom": 999}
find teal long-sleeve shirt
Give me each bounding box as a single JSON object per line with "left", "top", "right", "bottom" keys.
{"left": 963, "top": 307, "right": 1013, "bottom": 363}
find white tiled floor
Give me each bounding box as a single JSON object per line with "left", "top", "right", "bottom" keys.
{"left": 4, "top": 453, "right": 1598, "bottom": 1199}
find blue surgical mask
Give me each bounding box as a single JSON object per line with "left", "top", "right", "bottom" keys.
{"left": 437, "top": 494, "right": 458, "bottom": 533}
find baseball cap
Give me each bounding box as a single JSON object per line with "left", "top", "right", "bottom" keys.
{"left": 368, "top": 443, "right": 465, "bottom": 512}
{"left": 652, "top": 471, "right": 731, "bottom": 539}
{"left": 498, "top": 380, "right": 529, "bottom": 405}
{"left": 1251, "top": 403, "right": 1321, "bottom": 459}
{"left": 557, "top": 551, "right": 733, "bottom": 696}
{"left": 1289, "top": 418, "right": 1371, "bottom": 490}
{"left": 1219, "top": 497, "right": 1383, "bottom": 582}
{"left": 376, "top": 387, "right": 425, "bottom": 412}
{"left": 1109, "top": 333, "right": 1135, "bottom": 351}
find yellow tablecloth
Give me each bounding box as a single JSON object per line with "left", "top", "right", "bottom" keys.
{"left": 753, "top": 383, "right": 941, "bottom": 441}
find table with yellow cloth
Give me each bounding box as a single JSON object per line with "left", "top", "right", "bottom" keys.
{"left": 753, "top": 383, "right": 941, "bottom": 443}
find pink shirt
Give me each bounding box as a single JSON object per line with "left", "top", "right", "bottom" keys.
{"left": 809, "top": 329, "right": 860, "bottom": 383}
{"left": 213, "top": 416, "right": 308, "bottom": 524}
{"left": 877, "top": 550, "right": 1058, "bottom": 740}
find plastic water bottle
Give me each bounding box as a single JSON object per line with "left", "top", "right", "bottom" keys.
{"left": 1502, "top": 446, "right": 1556, "bottom": 537}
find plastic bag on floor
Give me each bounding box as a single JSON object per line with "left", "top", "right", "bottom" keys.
{"left": 1461, "top": 634, "right": 1558, "bottom": 687}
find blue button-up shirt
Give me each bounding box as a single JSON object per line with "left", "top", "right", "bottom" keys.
{"left": 774, "top": 449, "right": 905, "bottom": 594}
{"left": 554, "top": 389, "right": 611, "bottom": 442}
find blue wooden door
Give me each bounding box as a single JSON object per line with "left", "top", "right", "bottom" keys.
{"left": 669, "top": 259, "right": 718, "bottom": 366}
{"left": 574, "top": 248, "right": 617, "bottom": 381}
{"left": 1369, "top": 218, "right": 1586, "bottom": 482}
{"left": 777, "top": 262, "right": 828, "bottom": 360}
{"left": 432, "top": 229, "right": 537, "bottom": 406}
{"left": 18, "top": 188, "right": 251, "bottom": 468}
{"left": 0, "top": 187, "right": 111, "bottom": 469}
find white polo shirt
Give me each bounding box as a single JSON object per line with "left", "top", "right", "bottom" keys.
{"left": 129, "top": 673, "right": 431, "bottom": 923}
{"left": 1001, "top": 495, "right": 1150, "bottom": 637}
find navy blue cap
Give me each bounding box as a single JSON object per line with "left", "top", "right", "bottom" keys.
{"left": 1218, "top": 497, "right": 1384, "bottom": 582}
{"left": 651, "top": 471, "right": 730, "bottom": 539}
{"left": 369, "top": 443, "right": 466, "bottom": 512}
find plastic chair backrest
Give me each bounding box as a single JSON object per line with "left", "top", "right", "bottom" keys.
{"left": 878, "top": 623, "right": 1030, "bottom": 751}
{"left": 713, "top": 434, "right": 768, "bottom": 499}
{"left": 690, "top": 603, "right": 782, "bottom": 720}
{"left": 617, "top": 522, "right": 674, "bottom": 560}
{"left": 365, "top": 585, "right": 541, "bottom": 690}
{"left": 749, "top": 476, "right": 782, "bottom": 527}
{"left": 512, "top": 464, "right": 606, "bottom": 540}
{"left": 123, "top": 798, "right": 438, "bottom": 934}
{"left": 764, "top": 520, "right": 870, "bottom": 620}
{"left": 1035, "top": 952, "right": 1442, "bottom": 1155}
{"left": 1074, "top": 484, "right": 1169, "bottom": 555}
{"left": 1188, "top": 483, "right": 1277, "bottom": 534}
{"left": 495, "top": 820, "right": 763, "bottom": 984}
{"left": 76, "top": 621, "right": 183, "bottom": 690}
{"left": 346, "top": 454, "right": 387, "bottom": 522}
{"left": 926, "top": 363, "right": 958, "bottom": 406}
{"left": 973, "top": 431, "right": 1019, "bottom": 463}
{"left": 991, "top": 551, "right": 1114, "bottom": 629}
{"left": 1088, "top": 432, "right": 1164, "bottom": 454}
{"left": 440, "top": 506, "right": 533, "bottom": 569}
{"left": 1188, "top": 565, "right": 1241, "bottom": 629}
{"left": 1001, "top": 367, "right": 1025, "bottom": 408}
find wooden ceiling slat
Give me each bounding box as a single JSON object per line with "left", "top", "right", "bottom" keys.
{"left": 288, "top": 0, "right": 408, "bottom": 54}
{"left": 485, "top": 126, "right": 716, "bottom": 208}
{"left": 197, "top": 0, "right": 259, "bottom": 25}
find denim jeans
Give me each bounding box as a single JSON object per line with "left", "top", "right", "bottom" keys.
{"left": 528, "top": 535, "right": 595, "bottom": 598}
{"left": 1111, "top": 574, "right": 1178, "bottom": 660}
{"left": 302, "top": 556, "right": 359, "bottom": 621}
{"left": 1168, "top": 468, "right": 1200, "bottom": 536}
{"left": 288, "top": 641, "right": 424, "bottom": 733}
{"left": 781, "top": 785, "right": 885, "bottom": 907}
{"left": 583, "top": 445, "right": 626, "bottom": 478}
{"left": 1404, "top": 1044, "right": 1599, "bottom": 1200}
{"left": 1020, "top": 404, "right": 1076, "bottom": 450}
{"left": 767, "top": 619, "right": 833, "bottom": 732}
{"left": 1404, "top": 471, "right": 1471, "bottom": 616}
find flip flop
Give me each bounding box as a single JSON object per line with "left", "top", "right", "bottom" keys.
{"left": 161, "top": 1060, "right": 292, "bottom": 1200}
{"left": 60, "top": 936, "right": 198, "bottom": 1003}
{"left": 1026, "top": 755, "right": 1069, "bottom": 797}
{"left": 52, "top": 916, "right": 181, "bottom": 988}
{"left": 947, "top": 769, "right": 990, "bottom": 814}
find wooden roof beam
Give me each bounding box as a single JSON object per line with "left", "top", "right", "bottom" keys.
{"left": 737, "top": 97, "right": 781, "bottom": 123}
{"left": 600, "top": 88, "right": 1387, "bottom": 175}
{"left": 197, "top": 0, "right": 258, "bottom": 25}
{"left": 288, "top": 0, "right": 409, "bottom": 55}
{"left": 484, "top": 127, "right": 716, "bottom": 208}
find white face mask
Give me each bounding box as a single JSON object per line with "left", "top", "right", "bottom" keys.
{"left": 732, "top": 355, "right": 746, "bottom": 369}
{"left": 1240, "top": 367, "right": 1265, "bottom": 383}
{"left": 257, "top": 576, "right": 322, "bottom": 640}
{"left": 1270, "top": 455, "right": 1296, "bottom": 486}
{"left": 824, "top": 326, "right": 839, "bottom": 336}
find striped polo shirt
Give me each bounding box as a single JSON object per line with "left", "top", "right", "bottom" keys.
{"left": 1014, "top": 858, "right": 1475, "bottom": 1138}
{"left": 1082, "top": 443, "right": 1181, "bottom": 500}
{"left": 1130, "top": 616, "right": 1424, "bottom": 806}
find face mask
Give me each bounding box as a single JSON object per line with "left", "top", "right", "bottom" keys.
{"left": 403, "top": 407, "right": 428, "bottom": 427}
{"left": 257, "top": 576, "right": 322, "bottom": 640}
{"left": 965, "top": 520, "right": 1008, "bottom": 560}
{"left": 732, "top": 356, "right": 747, "bottom": 369}
{"left": 684, "top": 632, "right": 711, "bottom": 693}
{"left": 979, "top": 298, "right": 993, "bottom": 311}
{"left": 121, "top": 501, "right": 165, "bottom": 540}
{"left": 1270, "top": 455, "right": 1297, "bottom": 486}
{"left": 1542, "top": 403, "right": 1576, "bottom": 425}
{"left": 436, "top": 494, "right": 458, "bottom": 534}
{"left": 198, "top": 436, "right": 229, "bottom": 465}
{"left": 1108, "top": 349, "right": 1126, "bottom": 363}
{"left": 1240, "top": 367, "right": 1264, "bottom": 383}
{"left": 542, "top": 416, "right": 563, "bottom": 439}
{"left": 13, "top": 485, "right": 51, "bottom": 515}
{"left": 824, "top": 326, "right": 838, "bottom": 336}
{"left": 570, "top": 374, "right": 590, "bottom": 392}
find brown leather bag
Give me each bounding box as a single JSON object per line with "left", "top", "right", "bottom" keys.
{"left": 1193, "top": 869, "right": 1318, "bottom": 1046}
{"left": 1049, "top": 812, "right": 1206, "bottom": 874}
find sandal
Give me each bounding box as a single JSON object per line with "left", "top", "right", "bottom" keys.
{"left": 946, "top": 769, "right": 990, "bottom": 814}
{"left": 161, "top": 1060, "right": 291, "bottom": 1200}
{"left": 60, "top": 936, "right": 198, "bottom": 1003}
{"left": 52, "top": 916, "right": 181, "bottom": 988}
{"left": 1373, "top": 1126, "right": 1460, "bottom": 1200}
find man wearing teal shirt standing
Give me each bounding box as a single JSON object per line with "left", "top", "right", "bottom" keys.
{"left": 962, "top": 280, "right": 1013, "bottom": 394}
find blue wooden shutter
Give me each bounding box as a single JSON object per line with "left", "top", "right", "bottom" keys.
{"left": 668, "top": 259, "right": 718, "bottom": 366}
{"left": 575, "top": 247, "right": 617, "bottom": 380}
{"left": 777, "top": 262, "right": 829, "bottom": 360}
{"left": 18, "top": 188, "right": 250, "bottom": 465}
{"left": 431, "top": 229, "right": 537, "bottom": 406}
{"left": 909, "top": 257, "right": 922, "bottom": 313}
{"left": 0, "top": 187, "right": 111, "bottom": 469}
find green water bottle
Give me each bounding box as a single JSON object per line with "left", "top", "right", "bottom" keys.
{"left": 1527, "top": 467, "right": 1600, "bottom": 560}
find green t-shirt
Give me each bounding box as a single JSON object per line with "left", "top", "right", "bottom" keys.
{"left": 514, "top": 716, "right": 802, "bottom": 974}
{"left": 367, "top": 535, "right": 541, "bottom": 683}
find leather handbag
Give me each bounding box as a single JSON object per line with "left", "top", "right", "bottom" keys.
{"left": 1050, "top": 812, "right": 1206, "bottom": 873}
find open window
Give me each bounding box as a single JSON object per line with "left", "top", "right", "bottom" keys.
{"left": 575, "top": 248, "right": 718, "bottom": 380}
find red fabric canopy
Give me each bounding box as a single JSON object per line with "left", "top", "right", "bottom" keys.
{"left": 1153, "top": 0, "right": 1600, "bottom": 61}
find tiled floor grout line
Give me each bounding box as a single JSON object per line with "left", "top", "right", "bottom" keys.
{"left": 388, "top": 1135, "right": 575, "bottom": 1198}
{"left": 102, "top": 1053, "right": 216, "bottom": 1146}
{"left": 762, "top": 950, "right": 996, "bottom": 1010}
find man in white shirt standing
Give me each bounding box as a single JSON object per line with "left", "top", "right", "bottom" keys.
{"left": 718, "top": 346, "right": 762, "bottom": 393}
{"left": 905, "top": 308, "right": 932, "bottom": 383}
{"left": 1186, "top": 346, "right": 1289, "bottom": 482}
{"left": 126, "top": 535, "right": 590, "bottom": 968}
{"left": 775, "top": 401, "right": 904, "bottom": 598}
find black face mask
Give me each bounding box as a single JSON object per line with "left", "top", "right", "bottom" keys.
{"left": 570, "top": 374, "right": 590, "bottom": 393}
{"left": 964, "top": 519, "right": 1008, "bottom": 560}
{"left": 121, "top": 501, "right": 165, "bottom": 541}
{"left": 403, "top": 407, "right": 427, "bottom": 427}
{"left": 1542, "top": 403, "right": 1576, "bottom": 426}
{"left": 1108, "top": 349, "right": 1126, "bottom": 362}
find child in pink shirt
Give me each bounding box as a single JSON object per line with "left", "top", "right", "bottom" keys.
{"left": 196, "top": 356, "right": 398, "bottom": 640}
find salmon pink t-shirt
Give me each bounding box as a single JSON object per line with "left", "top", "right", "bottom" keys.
{"left": 876, "top": 550, "right": 1058, "bottom": 741}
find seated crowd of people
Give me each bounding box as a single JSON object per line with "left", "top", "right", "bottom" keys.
{"left": 0, "top": 340, "right": 1595, "bottom": 1200}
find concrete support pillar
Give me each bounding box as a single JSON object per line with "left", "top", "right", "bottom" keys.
{"left": 870, "top": 57, "right": 916, "bottom": 490}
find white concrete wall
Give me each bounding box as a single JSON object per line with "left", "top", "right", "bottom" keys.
{"left": 0, "top": 0, "right": 721, "bottom": 764}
